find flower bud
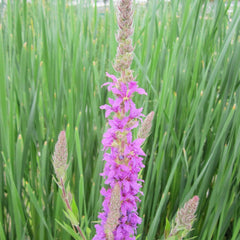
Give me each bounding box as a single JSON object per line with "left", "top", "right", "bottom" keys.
{"left": 52, "top": 131, "right": 68, "bottom": 182}
{"left": 114, "top": 0, "right": 134, "bottom": 76}
{"left": 170, "top": 196, "right": 199, "bottom": 238}
{"left": 104, "top": 183, "right": 121, "bottom": 239}
{"left": 137, "top": 111, "right": 154, "bottom": 140}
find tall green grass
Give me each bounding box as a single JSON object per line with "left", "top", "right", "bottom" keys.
{"left": 0, "top": 0, "right": 239, "bottom": 239}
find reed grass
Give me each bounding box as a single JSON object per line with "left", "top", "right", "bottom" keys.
{"left": 0, "top": 0, "right": 239, "bottom": 239}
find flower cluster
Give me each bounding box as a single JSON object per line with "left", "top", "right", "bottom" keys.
{"left": 93, "top": 72, "right": 147, "bottom": 240}
{"left": 93, "top": 0, "right": 153, "bottom": 239}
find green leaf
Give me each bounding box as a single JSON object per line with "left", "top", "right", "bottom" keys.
{"left": 64, "top": 209, "right": 79, "bottom": 227}
{"left": 71, "top": 195, "right": 79, "bottom": 221}
{"left": 26, "top": 182, "right": 53, "bottom": 240}
{"left": 56, "top": 220, "right": 82, "bottom": 240}
{"left": 164, "top": 218, "right": 171, "bottom": 238}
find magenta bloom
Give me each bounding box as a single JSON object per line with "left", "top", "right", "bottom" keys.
{"left": 93, "top": 0, "right": 150, "bottom": 238}
{"left": 93, "top": 73, "right": 147, "bottom": 239}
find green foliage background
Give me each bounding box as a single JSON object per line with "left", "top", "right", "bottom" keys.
{"left": 0, "top": 0, "right": 240, "bottom": 239}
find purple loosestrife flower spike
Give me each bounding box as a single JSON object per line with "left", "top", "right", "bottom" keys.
{"left": 94, "top": 0, "right": 149, "bottom": 239}
{"left": 169, "top": 196, "right": 199, "bottom": 239}
{"left": 94, "top": 73, "right": 147, "bottom": 239}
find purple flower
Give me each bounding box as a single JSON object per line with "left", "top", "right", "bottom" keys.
{"left": 100, "top": 73, "right": 146, "bottom": 119}
{"left": 94, "top": 0, "right": 152, "bottom": 239}
{"left": 94, "top": 71, "right": 147, "bottom": 239}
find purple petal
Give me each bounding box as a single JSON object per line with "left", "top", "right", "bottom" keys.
{"left": 135, "top": 87, "right": 147, "bottom": 95}
{"left": 106, "top": 72, "right": 118, "bottom": 83}
{"left": 112, "top": 87, "right": 122, "bottom": 95}
{"left": 101, "top": 82, "right": 111, "bottom": 87}
{"left": 128, "top": 81, "right": 147, "bottom": 96}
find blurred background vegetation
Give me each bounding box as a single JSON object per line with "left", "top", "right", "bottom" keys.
{"left": 0, "top": 0, "right": 240, "bottom": 239}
